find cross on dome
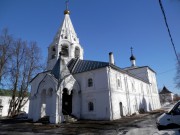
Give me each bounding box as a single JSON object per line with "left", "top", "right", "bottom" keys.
{"left": 64, "top": 0, "right": 70, "bottom": 14}
{"left": 131, "top": 47, "right": 133, "bottom": 55}
{"left": 130, "top": 47, "right": 136, "bottom": 61}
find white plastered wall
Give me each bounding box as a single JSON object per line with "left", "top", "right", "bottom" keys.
{"left": 73, "top": 67, "right": 111, "bottom": 120}
{"left": 108, "top": 67, "right": 161, "bottom": 120}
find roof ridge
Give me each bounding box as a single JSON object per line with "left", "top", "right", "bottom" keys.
{"left": 110, "top": 64, "right": 150, "bottom": 84}
{"left": 80, "top": 59, "right": 109, "bottom": 64}
{"left": 124, "top": 66, "right": 156, "bottom": 73}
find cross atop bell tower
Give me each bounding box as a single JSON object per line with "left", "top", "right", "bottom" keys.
{"left": 64, "top": 0, "right": 70, "bottom": 15}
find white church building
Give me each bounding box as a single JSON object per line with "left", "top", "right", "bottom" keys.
{"left": 28, "top": 7, "right": 161, "bottom": 124}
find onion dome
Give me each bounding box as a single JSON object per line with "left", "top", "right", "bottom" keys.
{"left": 130, "top": 55, "right": 136, "bottom": 61}
{"left": 64, "top": 10, "right": 70, "bottom": 15}
{"left": 130, "top": 47, "right": 136, "bottom": 60}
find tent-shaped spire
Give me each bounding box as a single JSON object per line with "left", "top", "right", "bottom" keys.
{"left": 52, "top": 5, "right": 79, "bottom": 45}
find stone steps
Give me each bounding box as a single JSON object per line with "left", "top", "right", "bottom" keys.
{"left": 64, "top": 115, "right": 77, "bottom": 123}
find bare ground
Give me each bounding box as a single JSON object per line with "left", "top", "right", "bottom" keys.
{"left": 0, "top": 111, "right": 165, "bottom": 135}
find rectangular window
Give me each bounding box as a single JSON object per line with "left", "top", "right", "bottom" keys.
{"left": 88, "top": 78, "right": 93, "bottom": 87}
{"left": 118, "top": 79, "right": 120, "bottom": 87}
{"left": 117, "top": 77, "right": 122, "bottom": 88}
{"left": 88, "top": 102, "right": 94, "bottom": 112}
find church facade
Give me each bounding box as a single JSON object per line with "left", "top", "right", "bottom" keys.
{"left": 28, "top": 8, "right": 161, "bottom": 124}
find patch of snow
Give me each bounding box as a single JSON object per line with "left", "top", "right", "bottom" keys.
{"left": 162, "top": 102, "right": 171, "bottom": 107}
{"left": 125, "top": 128, "right": 180, "bottom": 135}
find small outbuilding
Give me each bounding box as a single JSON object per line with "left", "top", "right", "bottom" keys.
{"left": 159, "top": 86, "right": 174, "bottom": 104}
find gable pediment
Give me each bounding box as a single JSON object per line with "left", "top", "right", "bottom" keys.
{"left": 37, "top": 73, "right": 58, "bottom": 94}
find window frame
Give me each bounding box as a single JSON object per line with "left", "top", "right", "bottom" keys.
{"left": 50, "top": 46, "right": 56, "bottom": 59}
{"left": 61, "top": 45, "right": 69, "bottom": 57}
{"left": 117, "top": 77, "right": 122, "bottom": 89}
{"left": 88, "top": 78, "right": 93, "bottom": 87}
{"left": 74, "top": 47, "right": 80, "bottom": 58}
{"left": 88, "top": 102, "right": 94, "bottom": 112}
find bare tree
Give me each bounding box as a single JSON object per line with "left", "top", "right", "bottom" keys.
{"left": 16, "top": 42, "right": 42, "bottom": 114}
{"left": 175, "top": 53, "right": 180, "bottom": 89}
{"left": 8, "top": 39, "right": 26, "bottom": 116}
{"left": 0, "top": 28, "right": 13, "bottom": 84}
{"left": 8, "top": 40, "right": 43, "bottom": 117}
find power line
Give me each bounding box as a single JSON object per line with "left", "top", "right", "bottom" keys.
{"left": 157, "top": 68, "right": 176, "bottom": 76}
{"left": 158, "top": 0, "right": 180, "bottom": 65}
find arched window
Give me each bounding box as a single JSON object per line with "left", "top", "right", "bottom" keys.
{"left": 52, "top": 46, "right": 56, "bottom": 52}
{"left": 47, "top": 88, "right": 53, "bottom": 96}
{"left": 75, "top": 47, "right": 80, "bottom": 58}
{"left": 61, "top": 45, "right": 69, "bottom": 57}
{"left": 88, "top": 102, "right": 94, "bottom": 112}
{"left": 51, "top": 54, "right": 56, "bottom": 59}
{"left": 132, "top": 83, "right": 135, "bottom": 91}
{"left": 117, "top": 77, "right": 121, "bottom": 88}
{"left": 51, "top": 46, "right": 56, "bottom": 59}
{"left": 88, "top": 78, "right": 93, "bottom": 87}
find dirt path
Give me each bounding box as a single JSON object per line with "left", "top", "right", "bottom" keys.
{"left": 1, "top": 112, "right": 178, "bottom": 135}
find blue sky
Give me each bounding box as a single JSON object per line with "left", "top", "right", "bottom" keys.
{"left": 0, "top": 0, "right": 180, "bottom": 94}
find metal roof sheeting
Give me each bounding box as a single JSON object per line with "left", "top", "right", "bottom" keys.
{"left": 68, "top": 59, "right": 109, "bottom": 74}
{"left": 48, "top": 58, "right": 151, "bottom": 84}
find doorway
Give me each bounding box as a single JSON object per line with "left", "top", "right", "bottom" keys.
{"left": 119, "top": 102, "right": 123, "bottom": 117}
{"left": 62, "top": 88, "right": 72, "bottom": 115}
{"left": 40, "top": 90, "right": 46, "bottom": 117}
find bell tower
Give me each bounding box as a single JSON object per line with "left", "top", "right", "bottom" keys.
{"left": 47, "top": 1, "right": 84, "bottom": 70}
